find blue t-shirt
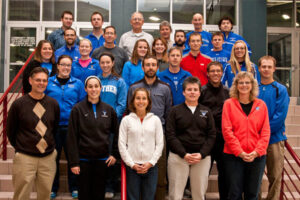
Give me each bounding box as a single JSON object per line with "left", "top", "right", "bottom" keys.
{"left": 41, "top": 62, "right": 53, "bottom": 75}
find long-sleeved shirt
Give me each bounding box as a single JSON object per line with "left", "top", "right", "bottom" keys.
{"left": 118, "top": 112, "right": 164, "bottom": 168}
{"left": 166, "top": 103, "right": 216, "bottom": 158}
{"left": 258, "top": 81, "right": 289, "bottom": 144}
{"left": 222, "top": 98, "right": 270, "bottom": 157}
{"left": 47, "top": 27, "right": 80, "bottom": 50}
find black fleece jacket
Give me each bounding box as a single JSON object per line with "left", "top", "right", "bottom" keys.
{"left": 166, "top": 103, "right": 216, "bottom": 158}
{"left": 67, "top": 98, "right": 119, "bottom": 168}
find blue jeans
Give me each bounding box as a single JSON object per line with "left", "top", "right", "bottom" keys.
{"left": 126, "top": 165, "right": 158, "bottom": 200}
{"left": 52, "top": 126, "right": 78, "bottom": 193}
{"left": 223, "top": 153, "right": 266, "bottom": 200}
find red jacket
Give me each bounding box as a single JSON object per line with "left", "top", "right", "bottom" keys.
{"left": 222, "top": 98, "right": 270, "bottom": 157}
{"left": 180, "top": 52, "right": 211, "bottom": 85}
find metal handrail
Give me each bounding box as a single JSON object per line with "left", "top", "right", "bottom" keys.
{"left": 121, "top": 161, "right": 127, "bottom": 200}
{"left": 0, "top": 50, "right": 35, "bottom": 160}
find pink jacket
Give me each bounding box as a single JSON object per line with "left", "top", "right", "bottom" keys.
{"left": 222, "top": 98, "right": 270, "bottom": 157}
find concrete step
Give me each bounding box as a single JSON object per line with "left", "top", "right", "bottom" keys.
{"left": 286, "top": 124, "right": 300, "bottom": 135}
{"left": 287, "top": 105, "right": 300, "bottom": 116}
{"left": 287, "top": 135, "right": 300, "bottom": 147}
{"left": 286, "top": 115, "right": 300, "bottom": 124}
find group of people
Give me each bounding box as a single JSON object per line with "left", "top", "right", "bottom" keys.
{"left": 6, "top": 9, "right": 290, "bottom": 200}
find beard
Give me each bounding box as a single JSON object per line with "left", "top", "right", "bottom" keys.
{"left": 175, "top": 40, "right": 185, "bottom": 47}
{"left": 145, "top": 71, "right": 156, "bottom": 79}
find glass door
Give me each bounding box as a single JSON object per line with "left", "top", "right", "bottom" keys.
{"left": 5, "top": 26, "right": 38, "bottom": 88}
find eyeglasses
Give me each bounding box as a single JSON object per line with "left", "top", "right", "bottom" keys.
{"left": 59, "top": 63, "right": 72, "bottom": 68}
{"left": 238, "top": 81, "right": 251, "bottom": 85}
{"left": 32, "top": 78, "right": 48, "bottom": 83}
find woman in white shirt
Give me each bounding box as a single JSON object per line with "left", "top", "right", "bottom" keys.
{"left": 118, "top": 87, "right": 164, "bottom": 200}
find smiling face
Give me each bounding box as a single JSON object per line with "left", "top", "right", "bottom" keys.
{"left": 85, "top": 78, "right": 101, "bottom": 101}
{"left": 64, "top": 29, "right": 76, "bottom": 46}
{"left": 183, "top": 83, "right": 201, "bottom": 104}
{"left": 133, "top": 90, "right": 149, "bottom": 113}
{"left": 29, "top": 72, "right": 48, "bottom": 94}
{"left": 40, "top": 42, "right": 53, "bottom": 62}
{"left": 100, "top": 55, "right": 114, "bottom": 76}
{"left": 57, "top": 57, "right": 72, "bottom": 78}
{"left": 160, "top": 25, "right": 171, "bottom": 40}
{"left": 259, "top": 59, "right": 275, "bottom": 81}
{"left": 207, "top": 64, "right": 223, "bottom": 85}
{"left": 153, "top": 39, "right": 166, "bottom": 55}
{"left": 192, "top": 13, "right": 203, "bottom": 30}
{"left": 237, "top": 77, "right": 252, "bottom": 96}
{"left": 234, "top": 42, "right": 246, "bottom": 60}
{"left": 130, "top": 13, "right": 144, "bottom": 32}
{"left": 104, "top": 27, "right": 117, "bottom": 44}
{"left": 189, "top": 34, "right": 202, "bottom": 52}
{"left": 79, "top": 40, "right": 92, "bottom": 57}
{"left": 137, "top": 41, "right": 148, "bottom": 58}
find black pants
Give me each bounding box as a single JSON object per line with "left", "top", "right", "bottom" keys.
{"left": 79, "top": 160, "right": 107, "bottom": 200}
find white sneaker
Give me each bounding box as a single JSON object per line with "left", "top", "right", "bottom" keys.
{"left": 105, "top": 192, "right": 114, "bottom": 199}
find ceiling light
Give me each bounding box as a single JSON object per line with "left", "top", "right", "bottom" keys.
{"left": 149, "top": 16, "right": 160, "bottom": 22}
{"left": 282, "top": 14, "right": 290, "bottom": 20}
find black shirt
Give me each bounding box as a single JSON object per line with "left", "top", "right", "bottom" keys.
{"left": 240, "top": 101, "right": 254, "bottom": 116}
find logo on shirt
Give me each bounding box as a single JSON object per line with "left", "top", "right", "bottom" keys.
{"left": 84, "top": 113, "right": 88, "bottom": 117}
{"left": 68, "top": 84, "right": 74, "bottom": 88}
{"left": 101, "top": 111, "right": 108, "bottom": 118}
{"left": 256, "top": 107, "right": 260, "bottom": 111}
{"left": 200, "top": 110, "right": 208, "bottom": 118}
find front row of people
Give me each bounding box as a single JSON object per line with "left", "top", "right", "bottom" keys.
{"left": 8, "top": 54, "right": 289, "bottom": 200}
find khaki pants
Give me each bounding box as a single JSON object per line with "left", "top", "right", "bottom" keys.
{"left": 168, "top": 152, "right": 211, "bottom": 200}
{"left": 265, "top": 141, "right": 285, "bottom": 200}
{"left": 12, "top": 150, "right": 57, "bottom": 200}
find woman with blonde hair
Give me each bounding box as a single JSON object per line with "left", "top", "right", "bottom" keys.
{"left": 122, "top": 39, "right": 150, "bottom": 87}
{"left": 71, "top": 38, "right": 102, "bottom": 83}
{"left": 222, "top": 72, "right": 270, "bottom": 200}
{"left": 152, "top": 38, "right": 169, "bottom": 72}
{"left": 221, "top": 40, "right": 260, "bottom": 87}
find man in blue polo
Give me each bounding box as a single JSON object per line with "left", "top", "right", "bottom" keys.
{"left": 258, "top": 55, "right": 289, "bottom": 200}
{"left": 85, "top": 12, "right": 105, "bottom": 53}
{"left": 47, "top": 11, "right": 79, "bottom": 50}
{"left": 185, "top": 13, "right": 212, "bottom": 54}
{"left": 55, "top": 28, "right": 80, "bottom": 62}
{"left": 218, "top": 16, "right": 251, "bottom": 55}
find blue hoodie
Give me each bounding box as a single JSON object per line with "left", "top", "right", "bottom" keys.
{"left": 185, "top": 30, "right": 213, "bottom": 54}
{"left": 99, "top": 74, "right": 127, "bottom": 119}
{"left": 222, "top": 31, "right": 252, "bottom": 55}
{"left": 71, "top": 58, "right": 102, "bottom": 83}
{"left": 158, "top": 68, "right": 191, "bottom": 105}
{"left": 122, "top": 60, "right": 144, "bottom": 88}
{"left": 55, "top": 45, "right": 81, "bottom": 62}
{"left": 221, "top": 62, "right": 260, "bottom": 88}
{"left": 45, "top": 75, "right": 86, "bottom": 126}
{"left": 258, "top": 81, "right": 289, "bottom": 144}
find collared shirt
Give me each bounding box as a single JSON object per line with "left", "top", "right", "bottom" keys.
{"left": 119, "top": 30, "right": 154, "bottom": 58}
{"left": 55, "top": 45, "right": 81, "bottom": 62}
{"left": 47, "top": 28, "right": 80, "bottom": 50}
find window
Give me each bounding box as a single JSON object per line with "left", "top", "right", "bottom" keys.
{"left": 267, "top": 0, "right": 294, "bottom": 27}
{"left": 77, "top": 0, "right": 110, "bottom": 22}
{"left": 206, "top": 0, "right": 235, "bottom": 25}
{"left": 8, "top": 0, "right": 40, "bottom": 21}
{"left": 138, "top": 0, "right": 170, "bottom": 23}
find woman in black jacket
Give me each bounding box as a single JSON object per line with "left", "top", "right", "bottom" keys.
{"left": 22, "top": 40, "right": 57, "bottom": 93}
{"left": 67, "top": 76, "right": 119, "bottom": 200}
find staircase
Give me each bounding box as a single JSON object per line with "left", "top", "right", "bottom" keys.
{"left": 0, "top": 97, "right": 299, "bottom": 200}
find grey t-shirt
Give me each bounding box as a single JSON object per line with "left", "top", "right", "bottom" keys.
{"left": 92, "top": 46, "right": 129, "bottom": 75}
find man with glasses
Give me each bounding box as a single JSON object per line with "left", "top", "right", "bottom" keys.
{"left": 85, "top": 12, "right": 105, "bottom": 53}
{"left": 55, "top": 28, "right": 81, "bottom": 62}
{"left": 48, "top": 11, "right": 79, "bottom": 50}
{"left": 119, "top": 12, "right": 154, "bottom": 58}
{"left": 92, "top": 26, "right": 128, "bottom": 75}
{"left": 181, "top": 32, "right": 211, "bottom": 86}
{"left": 7, "top": 67, "right": 60, "bottom": 200}
{"left": 199, "top": 61, "right": 229, "bottom": 200}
